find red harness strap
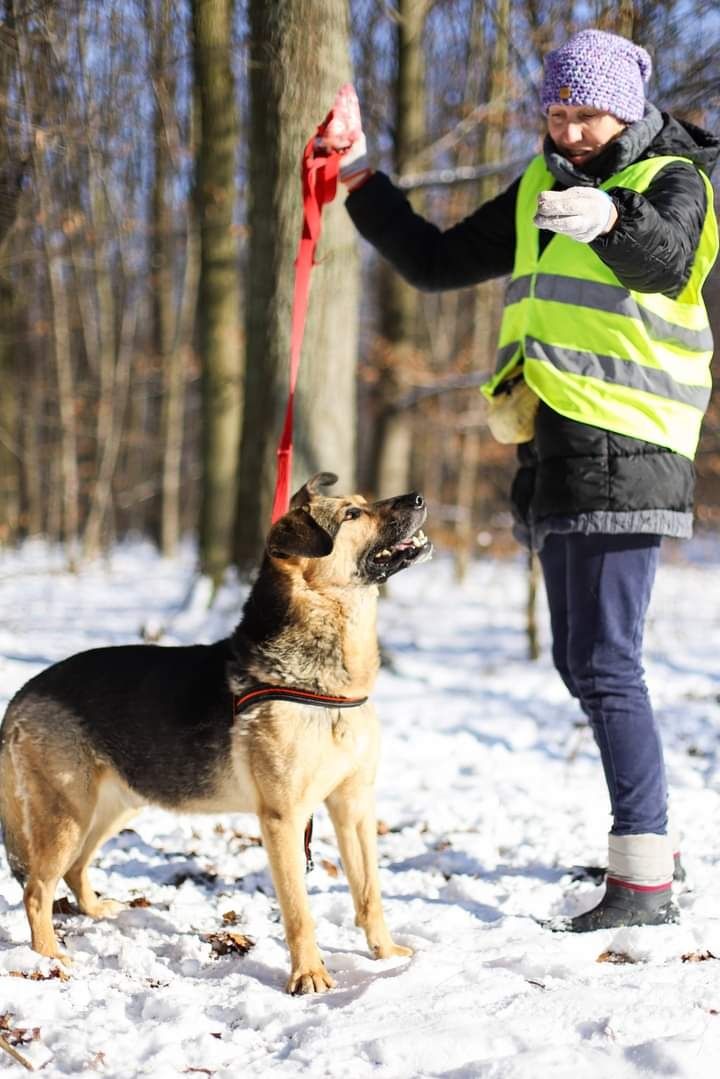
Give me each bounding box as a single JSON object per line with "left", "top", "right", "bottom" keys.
{"left": 270, "top": 120, "right": 341, "bottom": 524}
{"left": 233, "top": 684, "right": 368, "bottom": 872}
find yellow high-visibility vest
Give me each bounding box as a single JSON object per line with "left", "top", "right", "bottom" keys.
{"left": 482, "top": 154, "right": 718, "bottom": 458}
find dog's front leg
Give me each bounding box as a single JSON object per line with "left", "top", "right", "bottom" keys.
{"left": 326, "top": 780, "right": 413, "bottom": 961}
{"left": 259, "top": 808, "right": 336, "bottom": 995}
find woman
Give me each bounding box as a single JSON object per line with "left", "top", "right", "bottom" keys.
{"left": 322, "top": 29, "right": 719, "bottom": 929}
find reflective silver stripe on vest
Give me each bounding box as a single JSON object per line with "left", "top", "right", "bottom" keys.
{"left": 495, "top": 341, "right": 521, "bottom": 373}
{"left": 505, "top": 275, "right": 532, "bottom": 304}
{"left": 532, "top": 273, "right": 713, "bottom": 351}
{"left": 525, "top": 337, "right": 712, "bottom": 411}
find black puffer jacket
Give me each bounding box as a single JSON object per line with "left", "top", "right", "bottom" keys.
{"left": 347, "top": 105, "right": 719, "bottom": 549}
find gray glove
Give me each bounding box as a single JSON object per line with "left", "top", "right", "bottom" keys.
{"left": 533, "top": 187, "right": 617, "bottom": 243}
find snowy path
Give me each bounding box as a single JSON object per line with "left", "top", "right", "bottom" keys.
{"left": 1, "top": 540, "right": 720, "bottom": 1077}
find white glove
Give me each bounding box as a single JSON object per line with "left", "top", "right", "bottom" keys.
{"left": 318, "top": 84, "right": 370, "bottom": 188}
{"left": 533, "top": 187, "right": 617, "bottom": 243}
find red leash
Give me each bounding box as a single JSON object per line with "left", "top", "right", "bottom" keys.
{"left": 270, "top": 120, "right": 342, "bottom": 523}
{"left": 266, "top": 119, "right": 343, "bottom": 869}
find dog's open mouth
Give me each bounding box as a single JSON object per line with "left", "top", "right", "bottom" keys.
{"left": 371, "top": 529, "right": 432, "bottom": 568}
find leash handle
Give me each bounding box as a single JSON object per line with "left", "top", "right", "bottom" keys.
{"left": 271, "top": 117, "right": 342, "bottom": 524}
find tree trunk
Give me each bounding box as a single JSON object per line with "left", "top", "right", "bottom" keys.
{"left": 16, "top": 15, "right": 80, "bottom": 563}
{"left": 0, "top": 277, "right": 19, "bottom": 542}
{"left": 236, "top": 0, "right": 358, "bottom": 569}
{"left": 150, "top": 0, "right": 192, "bottom": 558}
{"left": 161, "top": 205, "right": 199, "bottom": 557}
{"left": 191, "top": 0, "right": 242, "bottom": 585}
{"left": 370, "top": 0, "right": 428, "bottom": 499}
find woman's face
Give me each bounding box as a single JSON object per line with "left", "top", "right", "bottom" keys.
{"left": 547, "top": 105, "right": 627, "bottom": 167}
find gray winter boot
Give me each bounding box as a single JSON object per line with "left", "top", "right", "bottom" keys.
{"left": 569, "top": 833, "right": 678, "bottom": 932}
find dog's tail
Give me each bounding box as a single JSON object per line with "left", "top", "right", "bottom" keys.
{"left": 0, "top": 824, "right": 27, "bottom": 886}
{"left": 0, "top": 723, "right": 29, "bottom": 886}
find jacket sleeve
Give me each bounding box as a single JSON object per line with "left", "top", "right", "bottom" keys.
{"left": 590, "top": 162, "right": 708, "bottom": 297}
{"left": 345, "top": 171, "right": 519, "bottom": 292}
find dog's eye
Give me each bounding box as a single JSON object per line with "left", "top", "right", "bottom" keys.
{"left": 343, "top": 507, "right": 362, "bottom": 521}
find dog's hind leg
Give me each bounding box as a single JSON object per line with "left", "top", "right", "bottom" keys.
{"left": 1, "top": 725, "right": 87, "bottom": 962}
{"left": 64, "top": 794, "right": 138, "bottom": 919}
{"left": 326, "top": 778, "right": 413, "bottom": 961}
{"left": 23, "top": 794, "right": 90, "bottom": 964}
{"left": 259, "top": 807, "right": 336, "bottom": 995}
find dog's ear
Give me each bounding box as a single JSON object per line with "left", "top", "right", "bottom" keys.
{"left": 290, "top": 472, "right": 338, "bottom": 509}
{"left": 267, "top": 508, "right": 334, "bottom": 559}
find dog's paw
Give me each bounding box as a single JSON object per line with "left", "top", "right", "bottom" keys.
{"left": 286, "top": 964, "right": 336, "bottom": 995}
{"left": 76, "top": 897, "right": 124, "bottom": 920}
{"left": 373, "top": 941, "right": 413, "bottom": 960}
{"left": 90, "top": 898, "right": 124, "bottom": 919}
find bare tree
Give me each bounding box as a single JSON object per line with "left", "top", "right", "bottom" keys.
{"left": 235, "top": 0, "right": 359, "bottom": 569}
{"left": 15, "top": 7, "right": 81, "bottom": 562}
{"left": 191, "top": 0, "right": 242, "bottom": 585}
{"left": 368, "top": 0, "right": 429, "bottom": 500}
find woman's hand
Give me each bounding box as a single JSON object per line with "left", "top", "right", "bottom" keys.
{"left": 318, "top": 84, "right": 371, "bottom": 190}
{"left": 533, "top": 187, "right": 618, "bottom": 242}
{"left": 323, "top": 84, "right": 363, "bottom": 150}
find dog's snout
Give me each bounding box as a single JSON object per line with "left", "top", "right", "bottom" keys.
{"left": 393, "top": 492, "right": 424, "bottom": 509}
{"left": 371, "top": 491, "right": 427, "bottom": 515}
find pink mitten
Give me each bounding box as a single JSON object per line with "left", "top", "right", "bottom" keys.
{"left": 319, "top": 84, "right": 371, "bottom": 190}
{"left": 324, "top": 83, "right": 363, "bottom": 150}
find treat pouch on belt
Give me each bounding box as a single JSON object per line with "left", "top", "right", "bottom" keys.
{"left": 483, "top": 154, "right": 718, "bottom": 458}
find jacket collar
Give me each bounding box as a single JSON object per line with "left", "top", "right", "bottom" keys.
{"left": 543, "top": 102, "right": 665, "bottom": 188}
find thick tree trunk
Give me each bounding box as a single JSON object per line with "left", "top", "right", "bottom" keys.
{"left": 191, "top": 0, "right": 242, "bottom": 585}
{"left": 235, "top": 0, "right": 358, "bottom": 569}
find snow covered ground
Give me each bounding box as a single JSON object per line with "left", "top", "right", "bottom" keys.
{"left": 1, "top": 537, "right": 720, "bottom": 1077}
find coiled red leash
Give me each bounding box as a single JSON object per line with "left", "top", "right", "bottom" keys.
{"left": 270, "top": 118, "right": 342, "bottom": 524}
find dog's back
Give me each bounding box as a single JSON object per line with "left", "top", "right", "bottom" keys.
{"left": 1, "top": 640, "right": 235, "bottom": 804}
{"left": 0, "top": 640, "right": 237, "bottom": 892}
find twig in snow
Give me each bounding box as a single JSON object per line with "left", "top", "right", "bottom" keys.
{"left": 0, "top": 1033, "right": 35, "bottom": 1071}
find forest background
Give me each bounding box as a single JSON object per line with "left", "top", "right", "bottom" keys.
{"left": 0, "top": 0, "right": 719, "bottom": 586}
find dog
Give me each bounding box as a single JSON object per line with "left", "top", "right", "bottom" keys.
{"left": 0, "top": 473, "right": 432, "bottom": 994}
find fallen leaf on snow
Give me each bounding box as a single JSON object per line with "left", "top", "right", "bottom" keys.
{"left": 596, "top": 950, "right": 636, "bottom": 965}
{"left": 203, "top": 931, "right": 255, "bottom": 958}
{"left": 9, "top": 967, "right": 70, "bottom": 982}
{"left": 52, "top": 897, "right": 78, "bottom": 915}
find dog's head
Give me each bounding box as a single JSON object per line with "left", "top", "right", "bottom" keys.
{"left": 266, "top": 472, "right": 432, "bottom": 586}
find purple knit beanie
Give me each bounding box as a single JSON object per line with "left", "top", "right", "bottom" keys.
{"left": 542, "top": 29, "right": 652, "bottom": 122}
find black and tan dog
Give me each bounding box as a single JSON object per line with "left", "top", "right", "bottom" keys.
{"left": 0, "top": 473, "right": 431, "bottom": 994}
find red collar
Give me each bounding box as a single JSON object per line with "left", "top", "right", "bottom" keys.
{"left": 233, "top": 685, "right": 368, "bottom": 717}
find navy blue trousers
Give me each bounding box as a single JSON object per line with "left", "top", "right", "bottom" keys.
{"left": 538, "top": 532, "right": 667, "bottom": 836}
